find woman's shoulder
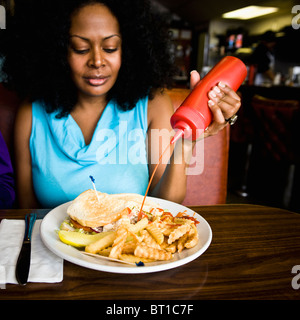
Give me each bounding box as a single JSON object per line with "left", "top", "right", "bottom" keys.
{"left": 14, "top": 99, "right": 48, "bottom": 135}
{"left": 147, "top": 89, "right": 174, "bottom": 128}
{"left": 14, "top": 100, "right": 33, "bottom": 144}
{"left": 16, "top": 100, "right": 32, "bottom": 122}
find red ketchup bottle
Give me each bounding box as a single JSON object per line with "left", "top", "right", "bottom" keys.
{"left": 170, "top": 56, "right": 247, "bottom": 144}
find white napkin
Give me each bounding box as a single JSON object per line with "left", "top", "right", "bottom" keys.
{"left": 0, "top": 219, "right": 63, "bottom": 285}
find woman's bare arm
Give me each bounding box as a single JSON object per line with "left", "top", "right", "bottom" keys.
{"left": 14, "top": 102, "right": 39, "bottom": 208}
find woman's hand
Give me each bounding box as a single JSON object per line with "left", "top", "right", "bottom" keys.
{"left": 190, "top": 70, "right": 241, "bottom": 138}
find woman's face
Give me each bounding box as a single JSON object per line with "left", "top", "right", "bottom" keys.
{"left": 68, "top": 3, "right": 122, "bottom": 99}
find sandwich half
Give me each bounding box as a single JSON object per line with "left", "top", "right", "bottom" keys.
{"left": 65, "top": 189, "right": 164, "bottom": 233}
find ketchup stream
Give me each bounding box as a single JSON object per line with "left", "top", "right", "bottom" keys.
{"left": 138, "top": 141, "right": 172, "bottom": 219}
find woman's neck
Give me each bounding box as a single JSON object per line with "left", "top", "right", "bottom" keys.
{"left": 75, "top": 93, "right": 108, "bottom": 112}
{"left": 71, "top": 93, "right": 109, "bottom": 145}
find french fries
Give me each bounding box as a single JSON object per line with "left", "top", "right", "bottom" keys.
{"left": 134, "top": 243, "right": 172, "bottom": 261}
{"left": 85, "top": 231, "right": 116, "bottom": 254}
{"left": 109, "top": 221, "right": 129, "bottom": 259}
{"left": 146, "top": 222, "right": 164, "bottom": 245}
{"left": 128, "top": 217, "right": 148, "bottom": 233}
{"left": 60, "top": 209, "right": 199, "bottom": 264}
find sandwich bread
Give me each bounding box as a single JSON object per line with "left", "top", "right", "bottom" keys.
{"left": 67, "top": 189, "right": 162, "bottom": 228}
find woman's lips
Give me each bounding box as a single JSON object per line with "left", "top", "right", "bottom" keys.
{"left": 84, "top": 76, "right": 109, "bottom": 86}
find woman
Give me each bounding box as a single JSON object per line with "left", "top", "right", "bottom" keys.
{"left": 2, "top": 0, "right": 240, "bottom": 208}
{"left": 250, "top": 30, "right": 276, "bottom": 86}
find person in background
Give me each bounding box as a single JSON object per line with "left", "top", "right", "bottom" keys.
{"left": 0, "top": 131, "right": 15, "bottom": 208}
{"left": 1, "top": 0, "right": 241, "bottom": 208}
{"left": 250, "top": 30, "right": 277, "bottom": 86}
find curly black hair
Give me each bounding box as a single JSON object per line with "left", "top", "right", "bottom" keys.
{"left": 0, "top": 0, "right": 175, "bottom": 117}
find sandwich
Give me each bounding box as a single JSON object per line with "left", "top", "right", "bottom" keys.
{"left": 63, "top": 189, "right": 164, "bottom": 234}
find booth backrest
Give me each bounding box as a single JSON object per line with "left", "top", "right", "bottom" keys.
{"left": 0, "top": 84, "right": 230, "bottom": 206}
{"left": 166, "top": 88, "right": 229, "bottom": 206}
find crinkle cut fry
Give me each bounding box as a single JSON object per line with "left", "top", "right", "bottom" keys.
{"left": 121, "top": 241, "right": 137, "bottom": 254}
{"left": 146, "top": 222, "right": 164, "bottom": 245}
{"left": 165, "top": 241, "right": 177, "bottom": 253}
{"left": 119, "top": 254, "right": 155, "bottom": 264}
{"left": 109, "top": 223, "right": 128, "bottom": 259}
{"left": 168, "top": 223, "right": 191, "bottom": 244}
{"left": 184, "top": 223, "right": 198, "bottom": 248}
{"left": 134, "top": 243, "right": 172, "bottom": 261}
{"left": 177, "top": 232, "right": 188, "bottom": 253}
{"left": 140, "top": 229, "right": 161, "bottom": 249}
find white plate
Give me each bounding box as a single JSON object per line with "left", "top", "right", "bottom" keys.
{"left": 40, "top": 197, "right": 212, "bottom": 274}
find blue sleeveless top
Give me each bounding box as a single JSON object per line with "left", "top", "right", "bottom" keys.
{"left": 30, "top": 98, "right": 149, "bottom": 208}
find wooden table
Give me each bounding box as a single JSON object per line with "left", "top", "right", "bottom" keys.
{"left": 1, "top": 204, "right": 300, "bottom": 301}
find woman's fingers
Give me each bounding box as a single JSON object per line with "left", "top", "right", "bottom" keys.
{"left": 189, "top": 70, "right": 201, "bottom": 89}
{"left": 208, "top": 82, "right": 241, "bottom": 121}
{"left": 188, "top": 74, "right": 241, "bottom": 138}
{"left": 203, "top": 82, "right": 241, "bottom": 137}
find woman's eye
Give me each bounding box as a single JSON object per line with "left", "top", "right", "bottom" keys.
{"left": 104, "top": 48, "right": 118, "bottom": 53}
{"left": 72, "top": 48, "right": 89, "bottom": 54}
{"left": 70, "top": 46, "right": 118, "bottom": 54}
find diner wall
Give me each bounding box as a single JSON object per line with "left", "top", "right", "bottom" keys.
{"left": 246, "top": 13, "right": 292, "bottom": 35}
{"left": 207, "top": 12, "right": 294, "bottom": 68}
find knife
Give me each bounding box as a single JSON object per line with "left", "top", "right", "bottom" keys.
{"left": 15, "top": 213, "right": 37, "bottom": 285}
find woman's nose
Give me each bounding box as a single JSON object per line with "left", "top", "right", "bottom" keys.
{"left": 88, "top": 48, "right": 104, "bottom": 68}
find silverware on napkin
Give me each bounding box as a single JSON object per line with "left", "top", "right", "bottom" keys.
{"left": 15, "top": 213, "right": 37, "bottom": 285}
